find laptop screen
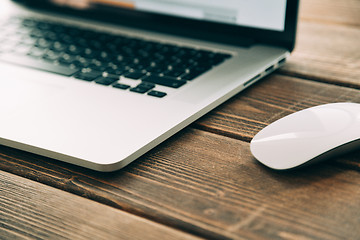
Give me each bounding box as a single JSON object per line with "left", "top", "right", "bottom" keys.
{"left": 50, "top": 0, "right": 287, "bottom": 32}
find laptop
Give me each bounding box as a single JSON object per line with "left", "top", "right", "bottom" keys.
{"left": 0, "top": 0, "right": 299, "bottom": 171}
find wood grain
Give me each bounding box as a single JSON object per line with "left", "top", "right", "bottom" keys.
{"left": 195, "top": 74, "right": 360, "bottom": 141}
{"left": 280, "top": 22, "right": 360, "bottom": 88}
{"left": 277, "top": 0, "right": 360, "bottom": 88}
{"left": 300, "top": 0, "right": 360, "bottom": 27}
{"left": 0, "top": 170, "right": 200, "bottom": 240}
{"left": 0, "top": 129, "right": 359, "bottom": 240}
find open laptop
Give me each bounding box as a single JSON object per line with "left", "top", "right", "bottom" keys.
{"left": 0, "top": 0, "right": 299, "bottom": 171}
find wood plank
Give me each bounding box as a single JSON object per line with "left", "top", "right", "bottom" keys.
{"left": 0, "top": 129, "right": 359, "bottom": 239}
{"left": 280, "top": 21, "right": 360, "bottom": 88}
{"left": 278, "top": 0, "right": 360, "bottom": 87}
{"left": 195, "top": 74, "right": 360, "bottom": 142}
{"left": 0, "top": 170, "right": 200, "bottom": 240}
{"left": 300, "top": 0, "right": 360, "bottom": 27}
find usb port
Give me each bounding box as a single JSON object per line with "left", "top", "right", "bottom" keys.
{"left": 265, "top": 65, "right": 274, "bottom": 73}
{"left": 278, "top": 58, "right": 286, "bottom": 65}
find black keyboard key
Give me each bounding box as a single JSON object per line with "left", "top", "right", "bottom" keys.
{"left": 163, "top": 68, "right": 185, "bottom": 78}
{"left": 0, "top": 54, "right": 79, "bottom": 76}
{"left": 146, "top": 65, "right": 167, "bottom": 74}
{"left": 36, "top": 22, "right": 52, "bottom": 31}
{"left": 219, "top": 53, "right": 232, "bottom": 59}
{"left": 81, "top": 48, "right": 97, "bottom": 58}
{"left": 182, "top": 66, "right": 212, "bottom": 80}
{"left": 130, "top": 86, "right": 149, "bottom": 94}
{"left": 30, "top": 29, "right": 44, "bottom": 39}
{"left": 98, "top": 51, "right": 114, "bottom": 62}
{"left": 148, "top": 90, "right": 167, "bottom": 98}
{"left": 142, "top": 75, "right": 186, "bottom": 88}
{"left": 123, "top": 71, "right": 146, "bottom": 80}
{"left": 58, "top": 54, "right": 77, "bottom": 65}
{"left": 36, "top": 38, "right": 52, "bottom": 49}
{"left": 182, "top": 71, "right": 204, "bottom": 81}
{"left": 21, "top": 18, "right": 37, "bottom": 28}
{"left": 105, "top": 67, "right": 125, "bottom": 76}
{"left": 43, "top": 50, "right": 62, "bottom": 62}
{"left": 74, "top": 70, "right": 102, "bottom": 81}
{"left": 43, "top": 31, "right": 58, "bottom": 41}
{"left": 66, "top": 44, "right": 83, "bottom": 55}
{"left": 112, "top": 83, "right": 130, "bottom": 90}
{"left": 87, "top": 64, "right": 107, "bottom": 72}
{"left": 137, "top": 82, "right": 155, "bottom": 90}
{"left": 94, "top": 77, "right": 118, "bottom": 86}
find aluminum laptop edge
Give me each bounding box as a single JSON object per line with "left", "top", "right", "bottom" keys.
{"left": 0, "top": 0, "right": 299, "bottom": 171}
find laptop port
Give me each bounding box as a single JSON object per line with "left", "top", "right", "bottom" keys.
{"left": 265, "top": 65, "right": 274, "bottom": 73}
{"left": 244, "top": 74, "right": 261, "bottom": 86}
{"left": 278, "top": 58, "right": 286, "bottom": 65}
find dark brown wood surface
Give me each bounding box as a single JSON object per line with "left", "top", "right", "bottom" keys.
{"left": 280, "top": 0, "right": 360, "bottom": 88}
{"left": 0, "top": 170, "right": 201, "bottom": 240}
{"left": 280, "top": 22, "right": 360, "bottom": 88}
{"left": 1, "top": 0, "right": 359, "bottom": 239}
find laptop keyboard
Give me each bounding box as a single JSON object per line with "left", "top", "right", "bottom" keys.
{"left": 0, "top": 17, "right": 232, "bottom": 98}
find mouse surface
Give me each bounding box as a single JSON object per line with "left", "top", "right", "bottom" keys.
{"left": 250, "top": 103, "right": 360, "bottom": 170}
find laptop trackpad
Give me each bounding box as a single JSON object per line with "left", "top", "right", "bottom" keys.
{"left": 0, "top": 64, "right": 64, "bottom": 117}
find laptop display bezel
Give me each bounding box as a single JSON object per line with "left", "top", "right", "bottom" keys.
{"left": 14, "top": 0, "right": 299, "bottom": 51}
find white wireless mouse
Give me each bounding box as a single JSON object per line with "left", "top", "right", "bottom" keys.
{"left": 250, "top": 102, "right": 360, "bottom": 170}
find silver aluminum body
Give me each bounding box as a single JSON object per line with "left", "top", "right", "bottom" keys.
{"left": 0, "top": 0, "right": 289, "bottom": 171}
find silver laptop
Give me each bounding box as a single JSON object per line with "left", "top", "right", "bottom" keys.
{"left": 0, "top": 0, "right": 299, "bottom": 171}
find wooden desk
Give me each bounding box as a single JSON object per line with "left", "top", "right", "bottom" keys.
{"left": 1, "top": 1, "right": 359, "bottom": 239}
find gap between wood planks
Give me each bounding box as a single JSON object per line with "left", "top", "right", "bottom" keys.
{"left": 276, "top": 71, "right": 360, "bottom": 90}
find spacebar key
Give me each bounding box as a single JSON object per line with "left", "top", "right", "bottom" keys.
{"left": 0, "top": 54, "right": 79, "bottom": 76}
